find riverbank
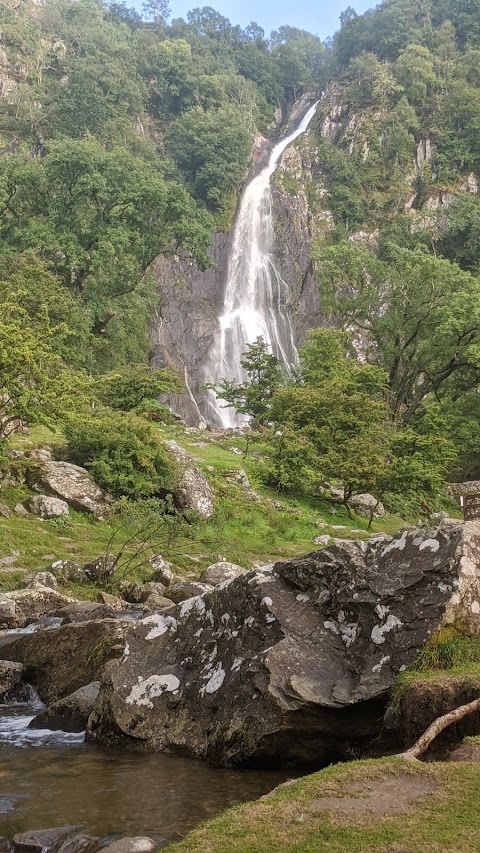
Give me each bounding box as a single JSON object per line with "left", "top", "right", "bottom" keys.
{"left": 167, "top": 754, "right": 480, "bottom": 852}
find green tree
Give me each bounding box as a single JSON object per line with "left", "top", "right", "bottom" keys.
{"left": 208, "top": 337, "right": 284, "bottom": 427}
{"left": 97, "top": 364, "right": 180, "bottom": 410}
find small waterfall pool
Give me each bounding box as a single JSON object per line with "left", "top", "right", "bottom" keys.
{"left": 0, "top": 698, "right": 288, "bottom": 845}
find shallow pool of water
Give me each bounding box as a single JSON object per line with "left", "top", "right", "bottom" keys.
{"left": 0, "top": 702, "right": 289, "bottom": 845}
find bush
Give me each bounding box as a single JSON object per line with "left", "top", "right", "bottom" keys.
{"left": 64, "top": 410, "right": 176, "bottom": 499}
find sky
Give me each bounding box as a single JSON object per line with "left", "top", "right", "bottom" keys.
{"left": 131, "top": 0, "right": 374, "bottom": 40}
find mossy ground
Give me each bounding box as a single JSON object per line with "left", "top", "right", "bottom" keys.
{"left": 167, "top": 757, "right": 480, "bottom": 852}
{"left": 0, "top": 424, "right": 403, "bottom": 592}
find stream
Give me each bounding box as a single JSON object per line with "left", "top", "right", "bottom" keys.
{"left": 0, "top": 626, "right": 288, "bottom": 847}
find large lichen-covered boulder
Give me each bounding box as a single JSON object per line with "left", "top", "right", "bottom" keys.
{"left": 34, "top": 461, "right": 109, "bottom": 517}
{"left": 0, "top": 619, "right": 129, "bottom": 703}
{"left": 86, "top": 521, "right": 480, "bottom": 767}
{"left": 0, "top": 587, "right": 76, "bottom": 629}
{"left": 165, "top": 441, "right": 214, "bottom": 519}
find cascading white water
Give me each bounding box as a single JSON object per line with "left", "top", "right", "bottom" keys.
{"left": 204, "top": 101, "right": 319, "bottom": 428}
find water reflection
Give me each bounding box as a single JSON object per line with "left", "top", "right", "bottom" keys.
{"left": 0, "top": 704, "right": 288, "bottom": 844}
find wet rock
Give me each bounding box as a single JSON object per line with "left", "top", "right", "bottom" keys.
{"left": 0, "top": 660, "right": 30, "bottom": 702}
{"left": 58, "top": 602, "right": 116, "bottom": 623}
{"left": 1, "top": 619, "right": 129, "bottom": 703}
{"left": 87, "top": 521, "right": 480, "bottom": 768}
{"left": 12, "top": 827, "right": 83, "bottom": 853}
{"left": 29, "top": 495, "right": 69, "bottom": 519}
{"left": 349, "top": 493, "right": 385, "bottom": 519}
{"left": 83, "top": 555, "right": 117, "bottom": 584}
{"left": 0, "top": 588, "right": 75, "bottom": 629}
{"left": 50, "top": 560, "right": 89, "bottom": 586}
{"left": 199, "top": 562, "right": 246, "bottom": 586}
{"left": 165, "top": 441, "right": 214, "bottom": 519}
{"left": 27, "top": 572, "right": 58, "bottom": 590}
{"left": 29, "top": 682, "right": 100, "bottom": 732}
{"left": 57, "top": 836, "right": 99, "bottom": 853}
{"left": 165, "top": 581, "right": 213, "bottom": 603}
{"left": 100, "top": 839, "right": 156, "bottom": 853}
{"left": 35, "top": 461, "right": 109, "bottom": 517}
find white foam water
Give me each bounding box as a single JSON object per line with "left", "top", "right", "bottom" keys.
{"left": 204, "top": 101, "right": 319, "bottom": 428}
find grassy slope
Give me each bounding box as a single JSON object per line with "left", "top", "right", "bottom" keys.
{"left": 167, "top": 757, "right": 480, "bottom": 852}
{"left": 0, "top": 424, "right": 403, "bottom": 590}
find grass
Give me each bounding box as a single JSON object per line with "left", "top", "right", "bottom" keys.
{"left": 0, "top": 424, "right": 404, "bottom": 591}
{"left": 167, "top": 757, "right": 480, "bottom": 852}
{"left": 391, "top": 626, "right": 480, "bottom": 707}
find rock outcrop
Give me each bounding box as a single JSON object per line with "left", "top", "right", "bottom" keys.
{"left": 165, "top": 441, "right": 214, "bottom": 518}
{"left": 1, "top": 619, "right": 129, "bottom": 703}
{"left": 34, "top": 461, "right": 109, "bottom": 517}
{"left": 87, "top": 520, "right": 480, "bottom": 767}
{"left": 0, "top": 587, "right": 75, "bottom": 629}
{"left": 29, "top": 495, "right": 69, "bottom": 519}
{"left": 29, "top": 682, "right": 101, "bottom": 732}
{"left": 0, "top": 660, "right": 30, "bottom": 703}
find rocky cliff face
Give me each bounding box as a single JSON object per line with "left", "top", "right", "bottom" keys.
{"left": 151, "top": 96, "right": 330, "bottom": 426}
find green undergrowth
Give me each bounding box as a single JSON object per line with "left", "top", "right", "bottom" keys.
{"left": 391, "top": 626, "right": 480, "bottom": 707}
{"left": 0, "top": 425, "right": 404, "bottom": 591}
{"left": 167, "top": 757, "right": 480, "bottom": 852}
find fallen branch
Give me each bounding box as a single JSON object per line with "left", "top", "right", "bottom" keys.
{"left": 397, "top": 697, "right": 480, "bottom": 761}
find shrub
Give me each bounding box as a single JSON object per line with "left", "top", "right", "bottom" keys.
{"left": 64, "top": 410, "right": 176, "bottom": 499}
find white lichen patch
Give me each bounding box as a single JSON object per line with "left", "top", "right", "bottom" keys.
{"left": 262, "top": 596, "right": 273, "bottom": 607}
{"left": 472, "top": 600, "right": 480, "bottom": 614}
{"left": 419, "top": 538, "right": 440, "bottom": 553}
{"left": 375, "top": 604, "right": 390, "bottom": 620}
{"left": 339, "top": 622, "right": 358, "bottom": 648}
{"left": 296, "top": 593, "right": 310, "bottom": 603}
{"left": 199, "top": 662, "right": 226, "bottom": 696}
{"left": 381, "top": 532, "right": 407, "bottom": 556}
{"left": 372, "top": 655, "right": 391, "bottom": 673}
{"left": 126, "top": 674, "right": 180, "bottom": 708}
{"left": 179, "top": 595, "right": 206, "bottom": 619}
{"left": 371, "top": 614, "right": 403, "bottom": 644}
{"left": 244, "top": 616, "right": 255, "bottom": 627}
{"left": 324, "top": 620, "right": 339, "bottom": 635}
{"left": 231, "top": 657, "right": 244, "bottom": 672}
{"left": 141, "top": 614, "right": 177, "bottom": 641}
{"left": 265, "top": 613, "right": 276, "bottom": 624}
{"left": 438, "top": 582, "right": 452, "bottom": 593}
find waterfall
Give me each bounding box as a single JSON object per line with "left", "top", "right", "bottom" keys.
{"left": 204, "top": 101, "right": 319, "bottom": 429}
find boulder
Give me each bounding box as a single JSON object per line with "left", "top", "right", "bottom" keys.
{"left": 12, "top": 828, "right": 84, "bottom": 853}
{"left": 143, "top": 594, "right": 176, "bottom": 610}
{"left": 100, "top": 839, "right": 156, "bottom": 853}
{"left": 83, "top": 554, "right": 117, "bottom": 583}
{"left": 27, "top": 572, "right": 58, "bottom": 590}
{"left": 57, "top": 602, "right": 115, "bottom": 623}
{"left": 34, "top": 461, "right": 109, "bottom": 517}
{"left": 0, "top": 594, "right": 17, "bottom": 629}
{"left": 149, "top": 555, "right": 174, "bottom": 586}
{"left": 50, "top": 560, "right": 89, "bottom": 586}
{"left": 313, "top": 535, "right": 330, "bottom": 546}
{"left": 1, "top": 619, "right": 129, "bottom": 703}
{"left": 28, "top": 448, "right": 52, "bottom": 463}
{"left": 165, "top": 440, "right": 214, "bottom": 519}
{"left": 349, "top": 493, "right": 385, "bottom": 519}
{"left": 29, "top": 495, "right": 69, "bottom": 520}
{"left": 29, "top": 682, "right": 100, "bottom": 732}
{"left": 165, "top": 581, "right": 213, "bottom": 603}
{"left": 199, "top": 562, "right": 246, "bottom": 586}
{"left": 0, "top": 588, "right": 75, "bottom": 629}
{"left": 96, "top": 591, "right": 125, "bottom": 610}
{"left": 87, "top": 521, "right": 480, "bottom": 768}
{"left": 124, "top": 582, "right": 167, "bottom": 604}
{"left": 0, "top": 660, "right": 30, "bottom": 702}
{"left": 14, "top": 503, "right": 28, "bottom": 516}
